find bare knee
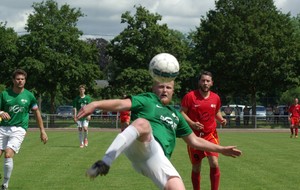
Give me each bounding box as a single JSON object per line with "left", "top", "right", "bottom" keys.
{"left": 165, "top": 176, "right": 185, "bottom": 190}
{"left": 130, "top": 118, "right": 152, "bottom": 141}
{"left": 4, "top": 148, "right": 15, "bottom": 158}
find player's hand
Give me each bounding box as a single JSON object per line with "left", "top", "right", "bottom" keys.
{"left": 0, "top": 112, "right": 11, "bottom": 120}
{"left": 40, "top": 131, "right": 48, "bottom": 144}
{"left": 76, "top": 103, "right": 95, "bottom": 121}
{"left": 221, "top": 146, "right": 242, "bottom": 158}
{"left": 220, "top": 119, "right": 227, "bottom": 127}
{"left": 192, "top": 122, "right": 204, "bottom": 131}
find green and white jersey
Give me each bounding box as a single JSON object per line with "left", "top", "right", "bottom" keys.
{"left": 73, "top": 95, "right": 91, "bottom": 121}
{"left": 130, "top": 92, "right": 192, "bottom": 159}
{"left": 0, "top": 88, "right": 38, "bottom": 130}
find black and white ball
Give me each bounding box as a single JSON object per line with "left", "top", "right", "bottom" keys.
{"left": 149, "top": 53, "right": 180, "bottom": 83}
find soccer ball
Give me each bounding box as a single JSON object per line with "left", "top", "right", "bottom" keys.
{"left": 149, "top": 53, "right": 180, "bottom": 82}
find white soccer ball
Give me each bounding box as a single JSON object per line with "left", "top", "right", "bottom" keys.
{"left": 149, "top": 53, "right": 180, "bottom": 83}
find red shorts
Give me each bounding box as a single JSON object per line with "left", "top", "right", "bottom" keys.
{"left": 187, "top": 130, "right": 219, "bottom": 164}
{"left": 290, "top": 117, "right": 299, "bottom": 127}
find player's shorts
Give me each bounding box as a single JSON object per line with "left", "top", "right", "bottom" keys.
{"left": 124, "top": 134, "right": 181, "bottom": 190}
{"left": 187, "top": 130, "right": 219, "bottom": 164}
{"left": 290, "top": 117, "right": 299, "bottom": 127}
{"left": 76, "top": 120, "right": 89, "bottom": 128}
{"left": 0, "top": 126, "right": 26, "bottom": 154}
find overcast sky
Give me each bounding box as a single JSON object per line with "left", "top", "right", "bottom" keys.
{"left": 0, "top": 0, "right": 299, "bottom": 40}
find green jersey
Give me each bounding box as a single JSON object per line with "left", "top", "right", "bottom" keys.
{"left": 73, "top": 95, "right": 91, "bottom": 121}
{"left": 0, "top": 88, "right": 38, "bottom": 130}
{"left": 130, "top": 92, "right": 192, "bottom": 159}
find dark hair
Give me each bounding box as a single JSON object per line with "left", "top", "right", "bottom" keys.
{"left": 198, "top": 71, "right": 213, "bottom": 80}
{"left": 12, "top": 69, "right": 27, "bottom": 79}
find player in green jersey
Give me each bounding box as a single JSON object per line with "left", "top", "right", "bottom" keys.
{"left": 76, "top": 80, "right": 242, "bottom": 190}
{"left": 73, "top": 85, "right": 91, "bottom": 148}
{"left": 0, "top": 69, "right": 48, "bottom": 190}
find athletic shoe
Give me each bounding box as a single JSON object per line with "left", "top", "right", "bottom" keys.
{"left": 290, "top": 135, "right": 293, "bottom": 138}
{"left": 80, "top": 144, "right": 84, "bottom": 148}
{"left": 295, "top": 135, "right": 298, "bottom": 138}
{"left": 84, "top": 138, "right": 88, "bottom": 147}
{"left": 1, "top": 184, "right": 8, "bottom": 190}
{"left": 86, "top": 160, "right": 110, "bottom": 178}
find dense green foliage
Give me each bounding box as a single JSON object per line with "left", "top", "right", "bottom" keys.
{"left": 2, "top": 130, "right": 299, "bottom": 189}
{"left": 192, "top": 0, "right": 299, "bottom": 108}
{"left": 1, "top": 0, "right": 300, "bottom": 110}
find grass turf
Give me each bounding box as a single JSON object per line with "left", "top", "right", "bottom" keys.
{"left": 1, "top": 129, "right": 300, "bottom": 189}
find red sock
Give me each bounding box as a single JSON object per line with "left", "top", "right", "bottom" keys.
{"left": 191, "top": 171, "right": 200, "bottom": 190}
{"left": 295, "top": 128, "right": 298, "bottom": 136}
{"left": 290, "top": 128, "right": 294, "bottom": 135}
{"left": 210, "top": 167, "right": 220, "bottom": 190}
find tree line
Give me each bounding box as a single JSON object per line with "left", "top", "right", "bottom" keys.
{"left": 1, "top": 0, "right": 300, "bottom": 114}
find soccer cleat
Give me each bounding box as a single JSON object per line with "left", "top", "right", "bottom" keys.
{"left": 80, "top": 144, "right": 84, "bottom": 148}
{"left": 86, "top": 160, "right": 110, "bottom": 178}
{"left": 295, "top": 135, "right": 298, "bottom": 138}
{"left": 84, "top": 138, "right": 88, "bottom": 147}
{"left": 290, "top": 135, "right": 293, "bottom": 138}
{"left": 1, "top": 184, "right": 8, "bottom": 190}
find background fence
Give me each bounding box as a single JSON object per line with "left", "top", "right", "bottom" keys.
{"left": 29, "top": 113, "right": 291, "bottom": 130}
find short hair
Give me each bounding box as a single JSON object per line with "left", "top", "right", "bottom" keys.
{"left": 79, "top": 84, "right": 86, "bottom": 89}
{"left": 198, "top": 71, "right": 213, "bottom": 80}
{"left": 12, "top": 69, "right": 27, "bottom": 79}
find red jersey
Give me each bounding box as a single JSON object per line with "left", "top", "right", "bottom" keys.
{"left": 120, "top": 110, "right": 130, "bottom": 122}
{"left": 288, "top": 104, "right": 300, "bottom": 118}
{"left": 181, "top": 90, "right": 221, "bottom": 134}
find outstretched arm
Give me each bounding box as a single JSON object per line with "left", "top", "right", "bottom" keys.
{"left": 76, "top": 99, "right": 132, "bottom": 120}
{"left": 182, "top": 133, "right": 242, "bottom": 158}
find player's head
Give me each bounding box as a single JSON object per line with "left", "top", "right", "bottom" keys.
{"left": 198, "top": 71, "right": 213, "bottom": 93}
{"left": 152, "top": 80, "right": 174, "bottom": 105}
{"left": 78, "top": 84, "right": 86, "bottom": 94}
{"left": 12, "top": 69, "right": 27, "bottom": 89}
{"left": 294, "top": 98, "right": 298, "bottom": 104}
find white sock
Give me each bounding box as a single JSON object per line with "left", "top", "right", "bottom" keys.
{"left": 3, "top": 158, "right": 13, "bottom": 187}
{"left": 102, "top": 125, "right": 139, "bottom": 166}
{"left": 84, "top": 131, "right": 88, "bottom": 139}
{"left": 79, "top": 131, "right": 83, "bottom": 144}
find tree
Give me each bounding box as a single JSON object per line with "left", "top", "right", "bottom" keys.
{"left": 192, "top": 0, "right": 299, "bottom": 111}
{"left": 0, "top": 22, "right": 18, "bottom": 85}
{"left": 16, "top": 0, "right": 101, "bottom": 115}
{"left": 106, "top": 5, "right": 195, "bottom": 98}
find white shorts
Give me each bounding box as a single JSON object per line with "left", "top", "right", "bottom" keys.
{"left": 0, "top": 126, "right": 26, "bottom": 154}
{"left": 124, "top": 134, "right": 181, "bottom": 190}
{"left": 76, "top": 120, "right": 89, "bottom": 128}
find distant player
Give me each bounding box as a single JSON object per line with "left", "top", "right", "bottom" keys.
{"left": 288, "top": 98, "right": 300, "bottom": 138}
{"left": 0, "top": 69, "right": 48, "bottom": 190}
{"left": 119, "top": 95, "right": 131, "bottom": 132}
{"left": 73, "top": 85, "right": 91, "bottom": 148}
{"left": 180, "top": 71, "right": 227, "bottom": 190}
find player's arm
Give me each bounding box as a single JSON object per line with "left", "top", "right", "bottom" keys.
{"left": 182, "top": 132, "right": 242, "bottom": 157}
{"left": 215, "top": 109, "right": 226, "bottom": 126}
{"left": 76, "top": 99, "right": 132, "bottom": 120}
{"left": 180, "top": 106, "right": 203, "bottom": 130}
{"left": 73, "top": 107, "right": 77, "bottom": 122}
{"left": 32, "top": 107, "right": 48, "bottom": 144}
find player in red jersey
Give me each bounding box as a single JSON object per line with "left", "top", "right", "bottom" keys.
{"left": 288, "top": 98, "right": 300, "bottom": 138}
{"left": 181, "top": 71, "right": 226, "bottom": 190}
{"left": 119, "top": 95, "right": 131, "bottom": 132}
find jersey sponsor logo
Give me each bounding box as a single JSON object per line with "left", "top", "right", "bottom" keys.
{"left": 160, "top": 115, "right": 178, "bottom": 130}
{"left": 194, "top": 104, "right": 200, "bottom": 107}
{"left": 21, "top": 99, "right": 28, "bottom": 104}
{"left": 9, "top": 105, "right": 25, "bottom": 113}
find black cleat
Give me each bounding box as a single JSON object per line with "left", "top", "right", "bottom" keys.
{"left": 86, "top": 160, "right": 110, "bottom": 178}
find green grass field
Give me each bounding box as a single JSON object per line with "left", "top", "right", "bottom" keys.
{"left": 1, "top": 129, "right": 300, "bottom": 190}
